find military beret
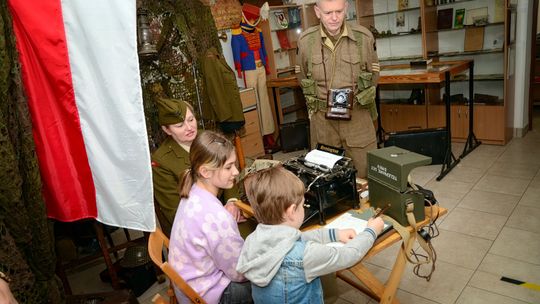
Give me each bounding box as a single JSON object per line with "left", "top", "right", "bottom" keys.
{"left": 156, "top": 98, "right": 192, "bottom": 126}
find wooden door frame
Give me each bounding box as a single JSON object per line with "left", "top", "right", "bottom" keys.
{"left": 529, "top": 0, "right": 539, "bottom": 130}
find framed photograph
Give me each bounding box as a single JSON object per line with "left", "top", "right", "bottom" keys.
{"left": 398, "top": 0, "right": 409, "bottom": 10}
{"left": 465, "top": 7, "right": 488, "bottom": 26}
{"left": 454, "top": 9, "right": 465, "bottom": 29}
{"left": 396, "top": 12, "right": 405, "bottom": 27}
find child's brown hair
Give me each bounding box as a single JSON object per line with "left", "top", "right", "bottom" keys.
{"left": 244, "top": 165, "right": 305, "bottom": 224}
{"left": 178, "top": 130, "right": 235, "bottom": 198}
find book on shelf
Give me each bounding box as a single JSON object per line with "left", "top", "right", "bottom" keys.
{"left": 410, "top": 58, "right": 432, "bottom": 69}
{"left": 437, "top": 8, "right": 453, "bottom": 30}
{"left": 454, "top": 9, "right": 465, "bottom": 29}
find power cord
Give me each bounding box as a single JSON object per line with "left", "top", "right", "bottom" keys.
{"left": 407, "top": 175, "right": 441, "bottom": 281}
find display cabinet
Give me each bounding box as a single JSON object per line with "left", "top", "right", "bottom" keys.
{"left": 239, "top": 88, "right": 265, "bottom": 159}
{"left": 261, "top": 4, "right": 305, "bottom": 79}
{"left": 380, "top": 104, "right": 427, "bottom": 132}
{"left": 259, "top": 4, "right": 309, "bottom": 141}
{"left": 357, "top": 0, "right": 515, "bottom": 145}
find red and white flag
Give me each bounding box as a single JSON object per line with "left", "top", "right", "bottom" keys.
{"left": 9, "top": 0, "right": 155, "bottom": 231}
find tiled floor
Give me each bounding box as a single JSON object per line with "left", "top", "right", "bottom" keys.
{"left": 68, "top": 108, "right": 540, "bottom": 303}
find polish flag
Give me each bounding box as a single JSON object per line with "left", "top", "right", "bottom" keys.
{"left": 9, "top": 0, "right": 155, "bottom": 231}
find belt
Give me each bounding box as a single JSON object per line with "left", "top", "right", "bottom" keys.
{"left": 255, "top": 60, "right": 263, "bottom": 68}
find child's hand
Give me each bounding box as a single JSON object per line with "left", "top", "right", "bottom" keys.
{"left": 225, "top": 200, "right": 247, "bottom": 223}
{"left": 367, "top": 217, "right": 384, "bottom": 235}
{"left": 337, "top": 229, "right": 357, "bottom": 243}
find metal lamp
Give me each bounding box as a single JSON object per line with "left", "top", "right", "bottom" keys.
{"left": 137, "top": 8, "right": 157, "bottom": 57}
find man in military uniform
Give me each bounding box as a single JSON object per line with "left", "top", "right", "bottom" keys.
{"left": 151, "top": 98, "right": 241, "bottom": 236}
{"left": 297, "top": 0, "right": 380, "bottom": 178}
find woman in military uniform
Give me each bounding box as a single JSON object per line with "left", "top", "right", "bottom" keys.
{"left": 151, "top": 98, "right": 243, "bottom": 236}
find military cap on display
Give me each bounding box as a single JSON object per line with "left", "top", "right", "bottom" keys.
{"left": 239, "top": 159, "right": 281, "bottom": 181}
{"left": 241, "top": 2, "right": 269, "bottom": 26}
{"left": 156, "top": 98, "right": 192, "bottom": 126}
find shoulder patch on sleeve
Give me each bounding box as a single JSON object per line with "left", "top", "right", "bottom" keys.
{"left": 231, "top": 27, "right": 242, "bottom": 35}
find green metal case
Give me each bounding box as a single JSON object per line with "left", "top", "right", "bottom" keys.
{"left": 367, "top": 146, "right": 432, "bottom": 225}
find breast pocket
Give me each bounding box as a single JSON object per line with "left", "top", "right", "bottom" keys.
{"left": 311, "top": 55, "right": 326, "bottom": 83}
{"left": 340, "top": 54, "right": 362, "bottom": 87}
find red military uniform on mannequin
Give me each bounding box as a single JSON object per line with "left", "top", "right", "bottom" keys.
{"left": 231, "top": 3, "right": 278, "bottom": 153}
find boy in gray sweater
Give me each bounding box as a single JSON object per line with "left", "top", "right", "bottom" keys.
{"left": 237, "top": 165, "right": 384, "bottom": 304}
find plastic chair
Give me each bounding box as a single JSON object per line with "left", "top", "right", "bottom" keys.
{"left": 148, "top": 228, "right": 207, "bottom": 304}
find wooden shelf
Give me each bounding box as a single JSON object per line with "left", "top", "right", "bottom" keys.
{"left": 270, "top": 26, "right": 302, "bottom": 32}
{"left": 431, "top": 0, "right": 484, "bottom": 7}
{"left": 451, "top": 74, "right": 504, "bottom": 82}
{"left": 273, "top": 47, "right": 297, "bottom": 53}
{"left": 283, "top": 103, "right": 305, "bottom": 115}
{"left": 359, "top": 6, "right": 420, "bottom": 18}
{"left": 269, "top": 4, "right": 300, "bottom": 9}
{"left": 428, "top": 22, "right": 505, "bottom": 34}
{"left": 380, "top": 54, "right": 424, "bottom": 62}
{"left": 429, "top": 101, "right": 504, "bottom": 106}
{"left": 380, "top": 100, "right": 426, "bottom": 105}
{"left": 375, "top": 32, "right": 422, "bottom": 39}
{"left": 276, "top": 67, "right": 296, "bottom": 75}
{"left": 432, "top": 48, "right": 504, "bottom": 57}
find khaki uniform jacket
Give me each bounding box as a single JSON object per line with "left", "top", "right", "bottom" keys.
{"left": 297, "top": 22, "right": 379, "bottom": 101}
{"left": 201, "top": 47, "right": 245, "bottom": 124}
{"left": 152, "top": 136, "right": 239, "bottom": 236}
{"left": 297, "top": 22, "right": 380, "bottom": 177}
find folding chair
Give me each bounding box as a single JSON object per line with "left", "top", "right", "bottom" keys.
{"left": 148, "top": 228, "right": 207, "bottom": 304}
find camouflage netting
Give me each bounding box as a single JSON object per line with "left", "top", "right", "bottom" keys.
{"left": 0, "top": 1, "right": 63, "bottom": 303}
{"left": 139, "top": 0, "right": 222, "bottom": 151}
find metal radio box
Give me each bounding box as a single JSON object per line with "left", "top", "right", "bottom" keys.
{"left": 367, "top": 146, "right": 431, "bottom": 225}
{"left": 367, "top": 146, "right": 432, "bottom": 192}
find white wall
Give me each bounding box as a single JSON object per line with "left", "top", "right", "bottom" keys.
{"left": 513, "top": 0, "right": 533, "bottom": 135}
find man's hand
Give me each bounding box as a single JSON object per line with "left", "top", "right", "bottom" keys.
{"left": 337, "top": 228, "right": 357, "bottom": 243}
{"left": 225, "top": 199, "right": 247, "bottom": 223}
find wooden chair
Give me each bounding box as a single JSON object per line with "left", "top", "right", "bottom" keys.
{"left": 148, "top": 228, "right": 207, "bottom": 304}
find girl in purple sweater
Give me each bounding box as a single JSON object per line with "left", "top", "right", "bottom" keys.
{"left": 169, "top": 131, "right": 252, "bottom": 304}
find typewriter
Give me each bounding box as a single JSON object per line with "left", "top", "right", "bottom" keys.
{"left": 283, "top": 145, "right": 359, "bottom": 227}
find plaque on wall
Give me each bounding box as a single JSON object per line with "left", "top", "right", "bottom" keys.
{"left": 464, "top": 26, "right": 484, "bottom": 52}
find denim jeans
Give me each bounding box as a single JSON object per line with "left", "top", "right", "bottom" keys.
{"left": 219, "top": 281, "right": 253, "bottom": 304}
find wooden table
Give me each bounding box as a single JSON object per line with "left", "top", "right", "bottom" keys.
{"left": 378, "top": 60, "right": 481, "bottom": 180}
{"left": 235, "top": 200, "right": 447, "bottom": 304}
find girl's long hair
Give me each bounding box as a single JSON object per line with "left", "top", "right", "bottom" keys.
{"left": 178, "top": 130, "right": 234, "bottom": 198}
